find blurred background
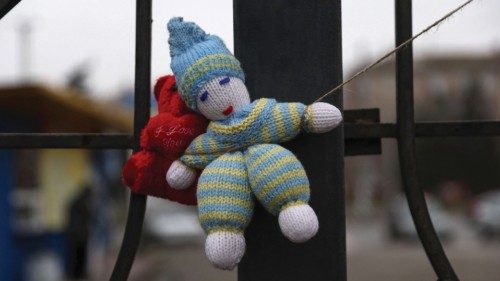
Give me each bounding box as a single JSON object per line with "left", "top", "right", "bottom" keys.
{"left": 0, "top": 0, "right": 499, "bottom": 280}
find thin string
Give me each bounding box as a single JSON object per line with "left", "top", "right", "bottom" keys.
{"left": 184, "top": 0, "right": 476, "bottom": 157}
{"left": 314, "top": 0, "right": 475, "bottom": 103}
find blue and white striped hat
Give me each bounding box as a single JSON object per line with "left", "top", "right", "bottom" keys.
{"left": 167, "top": 17, "right": 245, "bottom": 111}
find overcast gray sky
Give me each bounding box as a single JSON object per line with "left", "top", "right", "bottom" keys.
{"left": 0, "top": 0, "right": 499, "bottom": 98}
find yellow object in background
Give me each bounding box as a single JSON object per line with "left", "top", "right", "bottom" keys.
{"left": 38, "top": 149, "right": 91, "bottom": 231}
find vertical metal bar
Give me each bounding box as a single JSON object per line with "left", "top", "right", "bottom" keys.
{"left": 110, "top": 0, "right": 151, "bottom": 279}
{"left": 395, "top": 1, "right": 459, "bottom": 280}
{"left": 0, "top": 0, "right": 21, "bottom": 19}
{"left": 234, "top": 1, "right": 345, "bottom": 280}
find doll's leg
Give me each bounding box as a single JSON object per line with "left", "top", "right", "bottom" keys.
{"left": 246, "top": 144, "right": 318, "bottom": 242}
{"left": 197, "top": 151, "right": 254, "bottom": 270}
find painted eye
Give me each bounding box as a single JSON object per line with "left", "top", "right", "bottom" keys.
{"left": 219, "top": 77, "right": 230, "bottom": 85}
{"left": 200, "top": 90, "right": 208, "bottom": 101}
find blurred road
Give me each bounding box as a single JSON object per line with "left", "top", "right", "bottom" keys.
{"left": 348, "top": 242, "right": 500, "bottom": 281}
{"left": 101, "top": 215, "right": 500, "bottom": 281}
{"left": 347, "top": 216, "right": 500, "bottom": 281}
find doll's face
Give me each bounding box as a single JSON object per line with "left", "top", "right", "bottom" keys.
{"left": 196, "top": 76, "right": 251, "bottom": 120}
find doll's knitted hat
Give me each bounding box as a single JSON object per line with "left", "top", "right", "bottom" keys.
{"left": 167, "top": 17, "right": 245, "bottom": 110}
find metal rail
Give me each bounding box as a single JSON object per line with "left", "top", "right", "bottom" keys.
{"left": 344, "top": 121, "right": 500, "bottom": 139}
{"left": 395, "top": 1, "right": 459, "bottom": 280}
{"left": 0, "top": 133, "right": 133, "bottom": 148}
{"left": 0, "top": 120, "right": 498, "bottom": 149}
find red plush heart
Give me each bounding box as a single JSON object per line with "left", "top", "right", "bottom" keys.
{"left": 122, "top": 75, "right": 208, "bottom": 205}
{"left": 141, "top": 113, "right": 206, "bottom": 156}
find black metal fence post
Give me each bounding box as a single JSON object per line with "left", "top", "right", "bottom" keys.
{"left": 110, "top": 0, "right": 152, "bottom": 279}
{"left": 234, "top": 1, "right": 345, "bottom": 280}
{"left": 395, "top": 1, "right": 458, "bottom": 280}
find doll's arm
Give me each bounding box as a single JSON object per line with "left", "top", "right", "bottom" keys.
{"left": 302, "top": 102, "right": 343, "bottom": 133}
{"left": 166, "top": 160, "right": 197, "bottom": 190}
{"left": 166, "top": 133, "right": 219, "bottom": 189}
{"left": 266, "top": 101, "right": 342, "bottom": 142}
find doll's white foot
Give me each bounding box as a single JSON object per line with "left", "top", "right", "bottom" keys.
{"left": 278, "top": 203, "right": 319, "bottom": 243}
{"left": 205, "top": 231, "right": 246, "bottom": 270}
{"left": 166, "top": 160, "right": 196, "bottom": 190}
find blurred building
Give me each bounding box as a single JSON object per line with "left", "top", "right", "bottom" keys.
{"left": 345, "top": 53, "right": 500, "bottom": 214}
{"left": 0, "top": 85, "right": 132, "bottom": 281}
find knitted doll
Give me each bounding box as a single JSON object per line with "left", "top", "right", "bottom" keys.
{"left": 165, "top": 17, "right": 343, "bottom": 269}
{"left": 122, "top": 75, "right": 208, "bottom": 204}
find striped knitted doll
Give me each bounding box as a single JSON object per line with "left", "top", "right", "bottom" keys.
{"left": 165, "top": 17, "right": 343, "bottom": 269}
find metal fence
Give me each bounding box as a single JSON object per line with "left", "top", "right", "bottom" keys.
{"left": 1, "top": 0, "right": 500, "bottom": 280}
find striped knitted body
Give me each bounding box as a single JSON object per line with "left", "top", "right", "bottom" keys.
{"left": 246, "top": 144, "right": 309, "bottom": 215}
{"left": 197, "top": 151, "right": 254, "bottom": 234}
{"left": 197, "top": 144, "right": 309, "bottom": 234}
{"left": 184, "top": 99, "right": 313, "bottom": 234}
{"left": 180, "top": 98, "right": 312, "bottom": 168}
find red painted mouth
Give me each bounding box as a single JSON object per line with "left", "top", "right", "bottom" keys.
{"left": 223, "top": 106, "right": 233, "bottom": 116}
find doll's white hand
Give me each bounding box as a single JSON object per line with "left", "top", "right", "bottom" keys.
{"left": 166, "top": 160, "right": 196, "bottom": 190}
{"left": 308, "top": 102, "right": 343, "bottom": 133}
